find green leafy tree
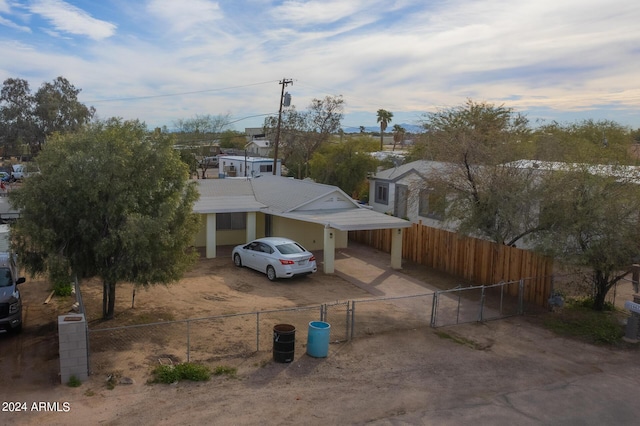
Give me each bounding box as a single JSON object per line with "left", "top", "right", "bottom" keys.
{"left": 219, "top": 129, "right": 246, "bottom": 149}
{"left": 535, "top": 166, "right": 640, "bottom": 310}
{"left": 33, "top": 76, "right": 96, "bottom": 149}
{"left": 414, "top": 99, "right": 531, "bottom": 165}
{"left": 0, "top": 76, "right": 95, "bottom": 155}
{"left": 414, "top": 100, "right": 536, "bottom": 245}
{"left": 376, "top": 109, "right": 393, "bottom": 151}
{"left": 0, "top": 78, "right": 37, "bottom": 157}
{"left": 532, "top": 119, "right": 634, "bottom": 163}
{"left": 309, "top": 135, "right": 379, "bottom": 197}
{"left": 264, "top": 95, "right": 344, "bottom": 178}
{"left": 9, "top": 118, "right": 200, "bottom": 319}
{"left": 179, "top": 149, "right": 198, "bottom": 178}
{"left": 173, "top": 113, "right": 231, "bottom": 178}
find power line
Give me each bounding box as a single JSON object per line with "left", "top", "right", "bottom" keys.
{"left": 227, "top": 113, "right": 277, "bottom": 125}
{"left": 86, "top": 80, "right": 277, "bottom": 103}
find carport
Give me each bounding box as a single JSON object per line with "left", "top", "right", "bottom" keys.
{"left": 193, "top": 176, "right": 411, "bottom": 273}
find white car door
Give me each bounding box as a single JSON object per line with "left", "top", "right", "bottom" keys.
{"left": 252, "top": 242, "right": 272, "bottom": 273}
{"left": 243, "top": 242, "right": 260, "bottom": 270}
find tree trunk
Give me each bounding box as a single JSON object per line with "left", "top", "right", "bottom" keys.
{"left": 592, "top": 271, "right": 608, "bottom": 311}
{"left": 102, "top": 279, "right": 117, "bottom": 319}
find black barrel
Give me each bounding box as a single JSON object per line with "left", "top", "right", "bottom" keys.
{"left": 273, "top": 324, "right": 295, "bottom": 363}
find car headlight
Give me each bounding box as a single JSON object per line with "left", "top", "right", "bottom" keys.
{"left": 9, "top": 301, "right": 20, "bottom": 314}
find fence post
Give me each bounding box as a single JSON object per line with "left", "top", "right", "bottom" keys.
{"left": 345, "top": 301, "right": 351, "bottom": 341}
{"left": 479, "top": 286, "right": 485, "bottom": 322}
{"left": 350, "top": 301, "right": 356, "bottom": 340}
{"left": 256, "top": 312, "right": 260, "bottom": 352}
{"left": 518, "top": 279, "right": 525, "bottom": 315}
{"left": 456, "top": 288, "right": 462, "bottom": 324}
{"left": 74, "top": 275, "right": 91, "bottom": 375}
{"left": 430, "top": 292, "right": 438, "bottom": 327}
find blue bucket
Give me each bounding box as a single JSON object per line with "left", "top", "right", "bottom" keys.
{"left": 307, "top": 321, "right": 331, "bottom": 358}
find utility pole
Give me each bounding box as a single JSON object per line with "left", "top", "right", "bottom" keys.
{"left": 273, "top": 78, "right": 293, "bottom": 175}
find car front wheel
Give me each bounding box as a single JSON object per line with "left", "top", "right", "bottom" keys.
{"left": 233, "top": 253, "right": 242, "bottom": 267}
{"left": 266, "top": 265, "right": 277, "bottom": 281}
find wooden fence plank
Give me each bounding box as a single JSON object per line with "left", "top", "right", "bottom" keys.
{"left": 349, "top": 224, "right": 554, "bottom": 308}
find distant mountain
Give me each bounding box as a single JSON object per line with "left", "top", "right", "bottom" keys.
{"left": 342, "top": 123, "right": 424, "bottom": 134}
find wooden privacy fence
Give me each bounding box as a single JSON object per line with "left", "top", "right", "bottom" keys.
{"left": 349, "top": 223, "right": 553, "bottom": 307}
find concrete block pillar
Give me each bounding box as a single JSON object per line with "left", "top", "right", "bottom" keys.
{"left": 623, "top": 294, "right": 640, "bottom": 343}
{"left": 58, "top": 314, "right": 89, "bottom": 384}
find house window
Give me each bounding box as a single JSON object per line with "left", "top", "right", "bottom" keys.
{"left": 216, "top": 213, "right": 246, "bottom": 230}
{"left": 375, "top": 182, "right": 389, "bottom": 205}
{"left": 259, "top": 164, "right": 273, "bottom": 173}
{"left": 419, "top": 189, "right": 446, "bottom": 220}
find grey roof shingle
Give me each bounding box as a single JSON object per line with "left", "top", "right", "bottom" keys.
{"left": 193, "top": 176, "right": 410, "bottom": 231}
{"left": 251, "top": 176, "right": 356, "bottom": 213}
{"left": 372, "top": 160, "right": 449, "bottom": 181}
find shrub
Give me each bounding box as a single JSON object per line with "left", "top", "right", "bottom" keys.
{"left": 48, "top": 255, "right": 73, "bottom": 296}
{"left": 151, "top": 362, "right": 211, "bottom": 384}
{"left": 67, "top": 375, "right": 81, "bottom": 387}
{"left": 175, "top": 363, "right": 211, "bottom": 381}
{"left": 53, "top": 281, "right": 73, "bottom": 297}
{"left": 151, "top": 365, "right": 180, "bottom": 384}
{"left": 543, "top": 300, "right": 624, "bottom": 345}
{"left": 213, "top": 365, "right": 237, "bottom": 377}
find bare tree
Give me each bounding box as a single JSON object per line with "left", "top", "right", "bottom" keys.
{"left": 173, "top": 113, "right": 231, "bottom": 178}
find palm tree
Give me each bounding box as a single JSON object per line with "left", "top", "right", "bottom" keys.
{"left": 376, "top": 109, "right": 393, "bottom": 150}
{"left": 392, "top": 124, "right": 405, "bottom": 151}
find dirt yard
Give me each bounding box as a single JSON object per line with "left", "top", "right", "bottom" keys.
{"left": 2, "top": 245, "right": 640, "bottom": 425}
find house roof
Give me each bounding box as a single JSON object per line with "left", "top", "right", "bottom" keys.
{"left": 250, "top": 176, "right": 357, "bottom": 213}
{"left": 194, "top": 176, "right": 410, "bottom": 231}
{"left": 370, "top": 160, "right": 449, "bottom": 181}
{"left": 193, "top": 179, "right": 266, "bottom": 214}
{"left": 505, "top": 160, "right": 640, "bottom": 183}
{"left": 219, "top": 155, "right": 276, "bottom": 163}
{"left": 247, "top": 140, "right": 271, "bottom": 148}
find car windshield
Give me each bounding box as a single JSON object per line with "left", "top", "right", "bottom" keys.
{"left": 0, "top": 268, "right": 12, "bottom": 287}
{"left": 275, "top": 242, "right": 305, "bottom": 255}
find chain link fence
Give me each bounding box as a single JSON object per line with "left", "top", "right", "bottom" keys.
{"left": 86, "top": 279, "right": 544, "bottom": 375}
{"left": 431, "top": 279, "right": 531, "bottom": 327}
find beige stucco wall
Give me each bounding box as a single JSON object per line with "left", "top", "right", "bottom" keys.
{"left": 193, "top": 214, "right": 256, "bottom": 248}
{"left": 270, "top": 216, "right": 348, "bottom": 251}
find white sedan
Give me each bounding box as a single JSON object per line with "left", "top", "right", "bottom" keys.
{"left": 232, "top": 237, "right": 317, "bottom": 281}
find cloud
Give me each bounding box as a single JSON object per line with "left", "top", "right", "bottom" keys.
{"left": 146, "top": 0, "right": 223, "bottom": 34}
{"left": 0, "top": 0, "right": 30, "bottom": 32}
{"left": 2, "top": 0, "right": 639, "bottom": 129}
{"left": 0, "top": 15, "right": 31, "bottom": 32}
{"left": 271, "top": 0, "right": 373, "bottom": 26}
{"left": 28, "top": 0, "right": 116, "bottom": 40}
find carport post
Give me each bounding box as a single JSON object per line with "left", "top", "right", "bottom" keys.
{"left": 206, "top": 213, "right": 217, "bottom": 258}
{"left": 390, "top": 228, "right": 403, "bottom": 269}
{"left": 323, "top": 226, "right": 336, "bottom": 274}
{"left": 246, "top": 212, "right": 257, "bottom": 242}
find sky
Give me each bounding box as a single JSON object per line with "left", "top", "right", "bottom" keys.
{"left": 1, "top": 0, "right": 639, "bottom": 133}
